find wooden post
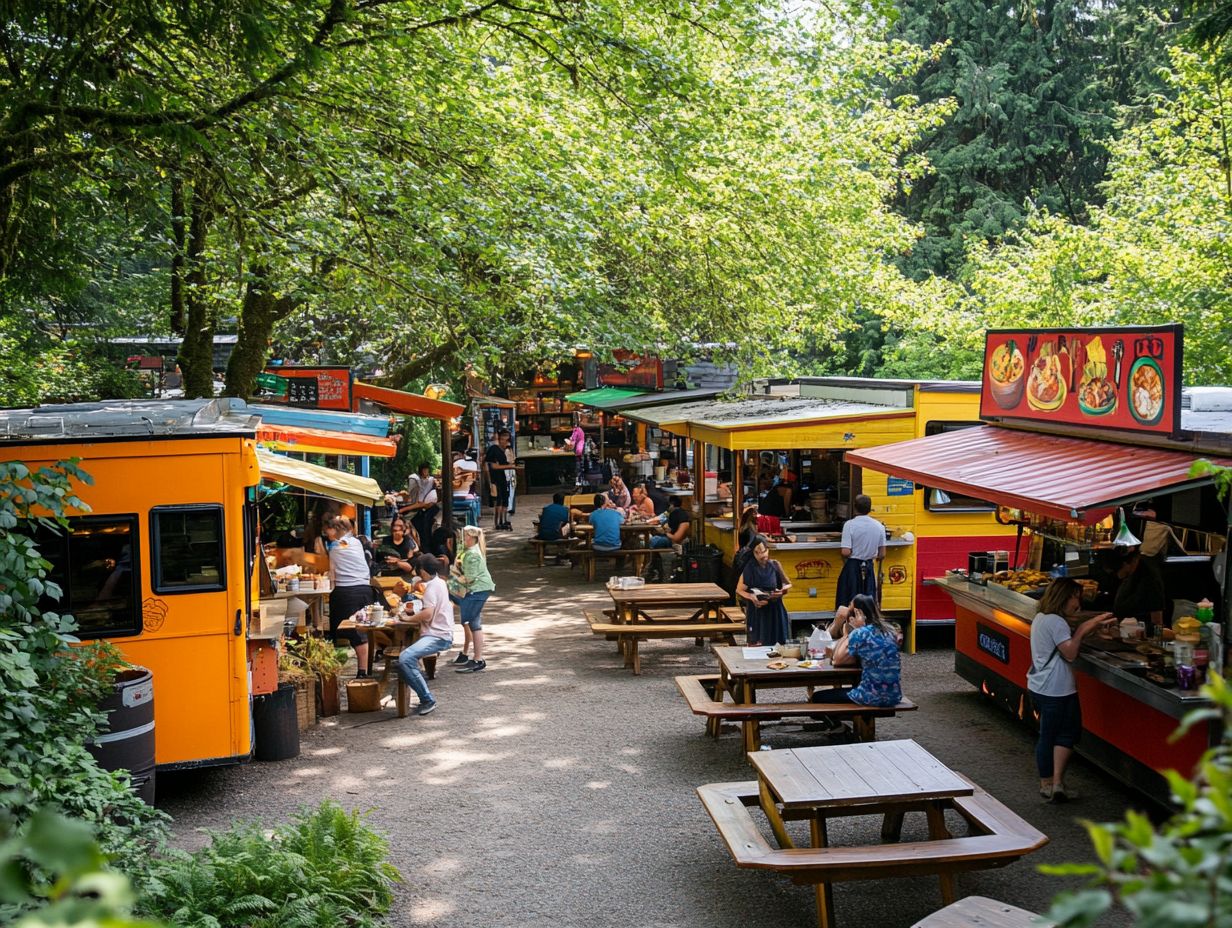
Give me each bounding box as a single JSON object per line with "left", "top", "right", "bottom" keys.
{"left": 599, "top": 411, "right": 606, "bottom": 483}
{"left": 440, "top": 417, "right": 453, "bottom": 532}
{"left": 732, "top": 448, "right": 744, "bottom": 555}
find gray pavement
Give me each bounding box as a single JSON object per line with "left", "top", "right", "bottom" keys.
{"left": 159, "top": 493, "right": 1139, "bottom": 927}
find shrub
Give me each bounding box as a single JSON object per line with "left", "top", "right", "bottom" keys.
{"left": 138, "top": 802, "right": 401, "bottom": 928}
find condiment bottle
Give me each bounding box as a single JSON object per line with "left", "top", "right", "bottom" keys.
{"left": 1174, "top": 616, "right": 1201, "bottom": 668}
{"left": 1196, "top": 598, "right": 1215, "bottom": 623}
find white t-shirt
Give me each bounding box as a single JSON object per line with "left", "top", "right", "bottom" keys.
{"left": 420, "top": 575, "right": 455, "bottom": 641}
{"left": 841, "top": 514, "right": 886, "bottom": 560}
{"left": 1027, "top": 612, "right": 1075, "bottom": 696}
{"left": 417, "top": 476, "right": 438, "bottom": 506}
{"left": 328, "top": 534, "right": 371, "bottom": 588}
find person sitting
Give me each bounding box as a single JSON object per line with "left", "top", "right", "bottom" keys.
{"left": 606, "top": 474, "right": 631, "bottom": 510}
{"left": 644, "top": 478, "right": 670, "bottom": 516}
{"left": 396, "top": 554, "right": 456, "bottom": 716}
{"left": 646, "top": 495, "right": 691, "bottom": 582}
{"left": 452, "top": 453, "right": 481, "bottom": 526}
{"left": 588, "top": 493, "right": 624, "bottom": 552}
{"left": 811, "top": 594, "right": 902, "bottom": 715}
{"left": 537, "top": 492, "right": 572, "bottom": 541}
{"left": 378, "top": 515, "right": 419, "bottom": 579}
{"left": 627, "top": 484, "right": 657, "bottom": 521}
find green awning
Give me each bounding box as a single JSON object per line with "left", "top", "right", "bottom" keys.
{"left": 563, "top": 387, "right": 648, "bottom": 410}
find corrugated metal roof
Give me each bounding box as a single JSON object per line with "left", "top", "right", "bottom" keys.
{"left": 562, "top": 387, "right": 647, "bottom": 408}
{"left": 621, "top": 396, "right": 903, "bottom": 431}
{"left": 0, "top": 398, "right": 258, "bottom": 441}
{"left": 846, "top": 425, "right": 1232, "bottom": 523}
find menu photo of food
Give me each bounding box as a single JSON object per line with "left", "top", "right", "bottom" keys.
{"left": 981, "top": 327, "right": 1179, "bottom": 433}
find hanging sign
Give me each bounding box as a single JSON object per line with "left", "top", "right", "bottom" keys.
{"left": 979, "top": 325, "right": 1182, "bottom": 435}
{"left": 261, "top": 366, "right": 353, "bottom": 411}
{"left": 597, "top": 352, "right": 664, "bottom": 389}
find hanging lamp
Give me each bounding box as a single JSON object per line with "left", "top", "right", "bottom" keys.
{"left": 1113, "top": 508, "right": 1142, "bottom": 547}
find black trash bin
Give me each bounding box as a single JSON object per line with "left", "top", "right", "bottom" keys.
{"left": 682, "top": 545, "right": 723, "bottom": 584}
{"left": 252, "top": 682, "right": 300, "bottom": 761}
{"left": 89, "top": 667, "right": 156, "bottom": 804}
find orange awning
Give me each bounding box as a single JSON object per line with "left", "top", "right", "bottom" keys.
{"left": 256, "top": 424, "right": 398, "bottom": 458}
{"left": 352, "top": 382, "right": 464, "bottom": 420}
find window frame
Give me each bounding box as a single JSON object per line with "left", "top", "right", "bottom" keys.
{"left": 922, "top": 421, "right": 996, "bottom": 514}
{"left": 38, "top": 513, "right": 143, "bottom": 640}
{"left": 149, "top": 504, "right": 227, "bottom": 595}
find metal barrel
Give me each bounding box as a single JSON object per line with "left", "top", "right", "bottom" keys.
{"left": 88, "top": 667, "right": 156, "bottom": 804}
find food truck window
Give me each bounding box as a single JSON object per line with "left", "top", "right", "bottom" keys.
{"left": 33, "top": 515, "right": 141, "bottom": 638}
{"left": 922, "top": 421, "right": 996, "bottom": 512}
{"left": 151, "top": 505, "right": 226, "bottom": 594}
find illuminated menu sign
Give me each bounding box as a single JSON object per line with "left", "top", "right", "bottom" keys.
{"left": 979, "top": 325, "right": 1182, "bottom": 435}
{"left": 261, "top": 366, "right": 353, "bottom": 411}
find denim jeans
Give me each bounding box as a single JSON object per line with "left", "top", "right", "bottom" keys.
{"left": 649, "top": 534, "right": 671, "bottom": 549}
{"left": 449, "top": 590, "right": 491, "bottom": 629}
{"left": 1031, "top": 691, "right": 1082, "bottom": 778}
{"left": 397, "top": 635, "right": 452, "bottom": 703}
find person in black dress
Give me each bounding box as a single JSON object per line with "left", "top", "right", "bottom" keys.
{"left": 735, "top": 535, "right": 792, "bottom": 646}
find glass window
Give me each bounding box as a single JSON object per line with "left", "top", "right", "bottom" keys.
{"left": 151, "top": 506, "right": 226, "bottom": 593}
{"left": 923, "top": 421, "right": 995, "bottom": 512}
{"left": 34, "top": 516, "right": 141, "bottom": 638}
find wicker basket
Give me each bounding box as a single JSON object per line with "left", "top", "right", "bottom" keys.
{"left": 346, "top": 678, "right": 381, "bottom": 713}
{"left": 292, "top": 676, "right": 316, "bottom": 731}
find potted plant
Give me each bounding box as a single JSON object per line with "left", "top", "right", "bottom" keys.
{"left": 283, "top": 635, "right": 346, "bottom": 718}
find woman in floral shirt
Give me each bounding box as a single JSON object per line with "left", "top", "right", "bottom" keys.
{"left": 811, "top": 594, "right": 901, "bottom": 707}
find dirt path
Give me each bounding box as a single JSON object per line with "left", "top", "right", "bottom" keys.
{"left": 160, "top": 494, "right": 1136, "bottom": 927}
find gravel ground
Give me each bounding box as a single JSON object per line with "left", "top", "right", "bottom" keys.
{"left": 158, "top": 494, "right": 1142, "bottom": 927}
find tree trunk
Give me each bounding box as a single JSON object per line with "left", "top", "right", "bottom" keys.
{"left": 169, "top": 174, "right": 186, "bottom": 336}
{"left": 223, "top": 264, "right": 300, "bottom": 398}
{"left": 176, "top": 179, "right": 215, "bottom": 398}
{"left": 381, "top": 339, "right": 460, "bottom": 389}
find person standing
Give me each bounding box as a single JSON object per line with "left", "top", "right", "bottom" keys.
{"left": 450, "top": 525, "right": 495, "bottom": 673}
{"left": 1027, "top": 578, "right": 1115, "bottom": 802}
{"left": 504, "top": 437, "right": 518, "bottom": 518}
{"left": 485, "top": 429, "right": 515, "bottom": 531}
{"left": 323, "top": 515, "right": 373, "bottom": 678}
{"left": 736, "top": 535, "right": 791, "bottom": 646}
{"left": 836, "top": 494, "right": 885, "bottom": 608}
{"left": 568, "top": 417, "right": 586, "bottom": 488}
{"left": 403, "top": 462, "right": 440, "bottom": 547}
{"left": 397, "top": 554, "right": 457, "bottom": 715}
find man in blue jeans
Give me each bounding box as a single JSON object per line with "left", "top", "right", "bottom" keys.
{"left": 397, "top": 554, "right": 456, "bottom": 716}
{"left": 646, "top": 495, "right": 691, "bottom": 581}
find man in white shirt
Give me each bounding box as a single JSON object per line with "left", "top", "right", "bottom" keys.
{"left": 836, "top": 494, "right": 886, "bottom": 608}
{"left": 397, "top": 554, "right": 456, "bottom": 715}
{"left": 401, "top": 462, "right": 440, "bottom": 545}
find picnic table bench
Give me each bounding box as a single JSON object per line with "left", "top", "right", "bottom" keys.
{"left": 911, "top": 896, "right": 1053, "bottom": 928}
{"left": 698, "top": 741, "right": 1048, "bottom": 928}
{"left": 573, "top": 546, "right": 651, "bottom": 582}
{"left": 676, "top": 674, "right": 917, "bottom": 752}
{"left": 527, "top": 536, "right": 580, "bottom": 566}
{"left": 584, "top": 611, "right": 744, "bottom": 675}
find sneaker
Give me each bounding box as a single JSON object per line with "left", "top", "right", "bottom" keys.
{"left": 415, "top": 699, "right": 437, "bottom": 716}
{"left": 1049, "top": 786, "right": 1069, "bottom": 804}
{"left": 456, "top": 659, "right": 486, "bottom": 673}
{"left": 1039, "top": 784, "right": 1053, "bottom": 801}
{"left": 451, "top": 652, "right": 471, "bottom": 665}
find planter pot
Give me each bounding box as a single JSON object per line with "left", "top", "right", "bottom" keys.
{"left": 291, "top": 676, "right": 316, "bottom": 731}
{"left": 316, "top": 673, "right": 340, "bottom": 717}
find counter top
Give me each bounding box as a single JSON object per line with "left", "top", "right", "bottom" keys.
{"left": 933, "top": 574, "right": 1209, "bottom": 718}
{"left": 705, "top": 518, "right": 914, "bottom": 551}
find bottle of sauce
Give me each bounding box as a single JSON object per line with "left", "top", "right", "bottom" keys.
{"left": 1174, "top": 615, "right": 1201, "bottom": 676}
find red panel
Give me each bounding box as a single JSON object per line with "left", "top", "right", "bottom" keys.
{"left": 352, "top": 381, "right": 464, "bottom": 420}
{"left": 847, "top": 426, "right": 1230, "bottom": 524}
{"left": 916, "top": 534, "right": 1015, "bottom": 621}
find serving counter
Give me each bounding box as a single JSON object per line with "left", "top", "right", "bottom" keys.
{"left": 933, "top": 574, "right": 1214, "bottom": 804}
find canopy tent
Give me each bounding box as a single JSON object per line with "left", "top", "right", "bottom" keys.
{"left": 256, "top": 424, "right": 398, "bottom": 458}
{"left": 256, "top": 448, "right": 384, "bottom": 507}
{"left": 845, "top": 425, "right": 1232, "bottom": 524}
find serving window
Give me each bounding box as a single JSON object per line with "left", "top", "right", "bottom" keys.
{"left": 922, "top": 421, "right": 996, "bottom": 513}
{"left": 33, "top": 515, "right": 142, "bottom": 638}
{"left": 151, "top": 505, "right": 226, "bottom": 593}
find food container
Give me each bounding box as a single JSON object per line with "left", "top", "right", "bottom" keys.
{"left": 776, "top": 643, "right": 802, "bottom": 659}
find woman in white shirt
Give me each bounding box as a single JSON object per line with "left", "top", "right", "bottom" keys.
{"left": 1027, "top": 578, "right": 1114, "bottom": 803}
{"left": 324, "top": 515, "right": 374, "bottom": 677}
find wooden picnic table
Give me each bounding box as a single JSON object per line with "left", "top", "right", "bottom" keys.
{"left": 573, "top": 520, "right": 660, "bottom": 549}
{"left": 713, "top": 645, "right": 861, "bottom": 704}
{"left": 606, "top": 581, "right": 729, "bottom": 624}
{"left": 750, "top": 739, "right": 976, "bottom": 927}
{"left": 337, "top": 615, "right": 438, "bottom": 713}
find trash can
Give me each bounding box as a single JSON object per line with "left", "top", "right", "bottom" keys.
{"left": 682, "top": 545, "right": 723, "bottom": 584}
{"left": 252, "top": 682, "right": 300, "bottom": 761}
{"left": 89, "top": 667, "right": 156, "bottom": 804}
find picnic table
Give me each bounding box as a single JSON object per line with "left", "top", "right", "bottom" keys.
{"left": 699, "top": 739, "right": 1048, "bottom": 928}
{"left": 337, "top": 616, "right": 438, "bottom": 716}
{"left": 607, "top": 581, "right": 729, "bottom": 623}
{"left": 713, "top": 645, "right": 861, "bottom": 704}
{"left": 572, "top": 520, "right": 660, "bottom": 548}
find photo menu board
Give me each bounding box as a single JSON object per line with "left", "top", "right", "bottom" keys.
{"left": 261, "top": 365, "right": 353, "bottom": 411}
{"left": 979, "top": 325, "right": 1183, "bottom": 435}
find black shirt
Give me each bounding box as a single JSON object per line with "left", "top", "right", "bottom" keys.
{"left": 378, "top": 534, "right": 417, "bottom": 577}
{"left": 759, "top": 488, "right": 786, "bottom": 517}
{"left": 647, "top": 487, "right": 669, "bottom": 516}
{"left": 485, "top": 443, "right": 508, "bottom": 484}
{"left": 1114, "top": 562, "right": 1166, "bottom": 625}
{"left": 666, "top": 507, "right": 690, "bottom": 538}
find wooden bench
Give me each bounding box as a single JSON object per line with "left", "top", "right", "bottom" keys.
{"left": 677, "top": 674, "right": 918, "bottom": 753}
{"left": 573, "top": 547, "right": 651, "bottom": 582}
{"left": 697, "top": 779, "right": 1048, "bottom": 928}
{"left": 911, "top": 896, "right": 1054, "bottom": 928}
{"left": 583, "top": 611, "right": 744, "bottom": 675}
{"left": 527, "top": 536, "right": 579, "bottom": 566}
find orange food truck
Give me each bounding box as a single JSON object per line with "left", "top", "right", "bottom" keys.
{"left": 618, "top": 378, "right": 1017, "bottom": 650}
{"left": 0, "top": 398, "right": 383, "bottom": 771}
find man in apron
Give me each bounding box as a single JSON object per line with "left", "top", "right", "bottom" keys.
{"left": 836, "top": 494, "right": 886, "bottom": 608}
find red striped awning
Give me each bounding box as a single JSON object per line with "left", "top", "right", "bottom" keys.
{"left": 845, "top": 425, "right": 1232, "bottom": 523}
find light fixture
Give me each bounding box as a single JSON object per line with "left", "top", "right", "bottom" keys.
{"left": 930, "top": 488, "right": 952, "bottom": 507}
{"left": 574, "top": 349, "right": 593, "bottom": 360}
{"left": 424, "top": 384, "right": 448, "bottom": 401}
{"left": 1113, "top": 508, "right": 1142, "bottom": 547}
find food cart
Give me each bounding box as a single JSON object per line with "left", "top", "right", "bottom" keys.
{"left": 619, "top": 378, "right": 1017, "bottom": 650}
{"left": 0, "top": 398, "right": 384, "bottom": 770}
{"left": 846, "top": 325, "right": 1232, "bottom": 803}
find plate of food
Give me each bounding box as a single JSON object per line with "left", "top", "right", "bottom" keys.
{"left": 1026, "top": 343, "right": 1067, "bottom": 411}
{"left": 767, "top": 660, "right": 791, "bottom": 670}
{"left": 795, "top": 660, "right": 819, "bottom": 669}
{"left": 1078, "top": 375, "right": 1116, "bottom": 416}
{"left": 988, "top": 339, "right": 1026, "bottom": 409}
{"left": 1129, "top": 357, "right": 1165, "bottom": 425}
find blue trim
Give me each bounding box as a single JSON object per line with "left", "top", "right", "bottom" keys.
{"left": 251, "top": 404, "right": 390, "bottom": 437}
